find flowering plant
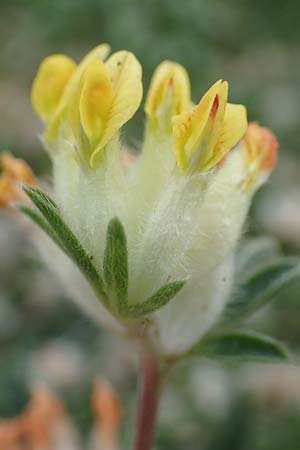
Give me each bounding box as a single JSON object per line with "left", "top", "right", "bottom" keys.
{"left": 1, "top": 44, "right": 299, "bottom": 450}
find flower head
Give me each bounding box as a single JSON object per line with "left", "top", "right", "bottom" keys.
{"left": 4, "top": 45, "right": 279, "bottom": 357}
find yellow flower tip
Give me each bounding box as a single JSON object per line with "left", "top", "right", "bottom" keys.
{"left": 65, "top": 50, "right": 142, "bottom": 168}
{"left": 173, "top": 79, "right": 247, "bottom": 175}
{"left": 172, "top": 79, "right": 225, "bottom": 172}
{"left": 145, "top": 60, "right": 191, "bottom": 131}
{"left": 84, "top": 43, "right": 111, "bottom": 62}
{"left": 242, "top": 122, "right": 278, "bottom": 190}
{"left": 89, "top": 50, "right": 143, "bottom": 168}
{"left": 42, "top": 43, "right": 111, "bottom": 144}
{"left": 0, "top": 152, "right": 37, "bottom": 207}
{"left": 245, "top": 121, "right": 278, "bottom": 170}
{"left": 80, "top": 59, "right": 113, "bottom": 145}
{"left": 31, "top": 55, "right": 77, "bottom": 121}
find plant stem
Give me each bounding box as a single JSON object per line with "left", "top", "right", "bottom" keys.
{"left": 133, "top": 347, "right": 161, "bottom": 450}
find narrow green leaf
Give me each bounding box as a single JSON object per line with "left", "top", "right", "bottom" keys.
{"left": 22, "top": 184, "right": 104, "bottom": 295}
{"left": 103, "top": 217, "right": 128, "bottom": 307}
{"left": 126, "top": 280, "right": 185, "bottom": 318}
{"left": 190, "top": 331, "right": 289, "bottom": 363}
{"left": 224, "top": 258, "right": 300, "bottom": 322}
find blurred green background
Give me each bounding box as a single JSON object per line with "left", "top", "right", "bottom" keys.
{"left": 1, "top": 0, "right": 300, "bottom": 449}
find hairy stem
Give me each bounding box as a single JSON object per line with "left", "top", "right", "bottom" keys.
{"left": 133, "top": 347, "right": 161, "bottom": 450}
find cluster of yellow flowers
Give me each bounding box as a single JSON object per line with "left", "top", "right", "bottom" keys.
{"left": 28, "top": 44, "right": 276, "bottom": 179}
{"left": 0, "top": 44, "right": 278, "bottom": 356}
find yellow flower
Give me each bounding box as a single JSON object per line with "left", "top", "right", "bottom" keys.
{"left": 31, "top": 44, "right": 143, "bottom": 168}
{"left": 79, "top": 60, "right": 113, "bottom": 147}
{"left": 242, "top": 121, "right": 278, "bottom": 191}
{"left": 32, "top": 44, "right": 110, "bottom": 136}
{"left": 77, "top": 51, "right": 143, "bottom": 168}
{"left": 173, "top": 79, "right": 247, "bottom": 174}
{"left": 144, "top": 60, "right": 191, "bottom": 131}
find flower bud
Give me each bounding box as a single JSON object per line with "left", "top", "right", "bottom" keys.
{"left": 242, "top": 121, "right": 278, "bottom": 191}
{"left": 145, "top": 60, "right": 190, "bottom": 132}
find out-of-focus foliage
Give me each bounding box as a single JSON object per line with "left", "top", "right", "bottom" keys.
{"left": 1, "top": 0, "right": 300, "bottom": 449}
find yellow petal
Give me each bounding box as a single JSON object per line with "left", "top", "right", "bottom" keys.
{"left": 31, "top": 55, "right": 76, "bottom": 121}
{"left": 191, "top": 81, "right": 228, "bottom": 171}
{"left": 79, "top": 60, "right": 113, "bottom": 145}
{"left": 200, "top": 102, "right": 248, "bottom": 172}
{"left": 173, "top": 80, "right": 225, "bottom": 173}
{"left": 90, "top": 51, "right": 143, "bottom": 168}
{"left": 144, "top": 60, "right": 190, "bottom": 130}
{"left": 45, "top": 44, "right": 111, "bottom": 143}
